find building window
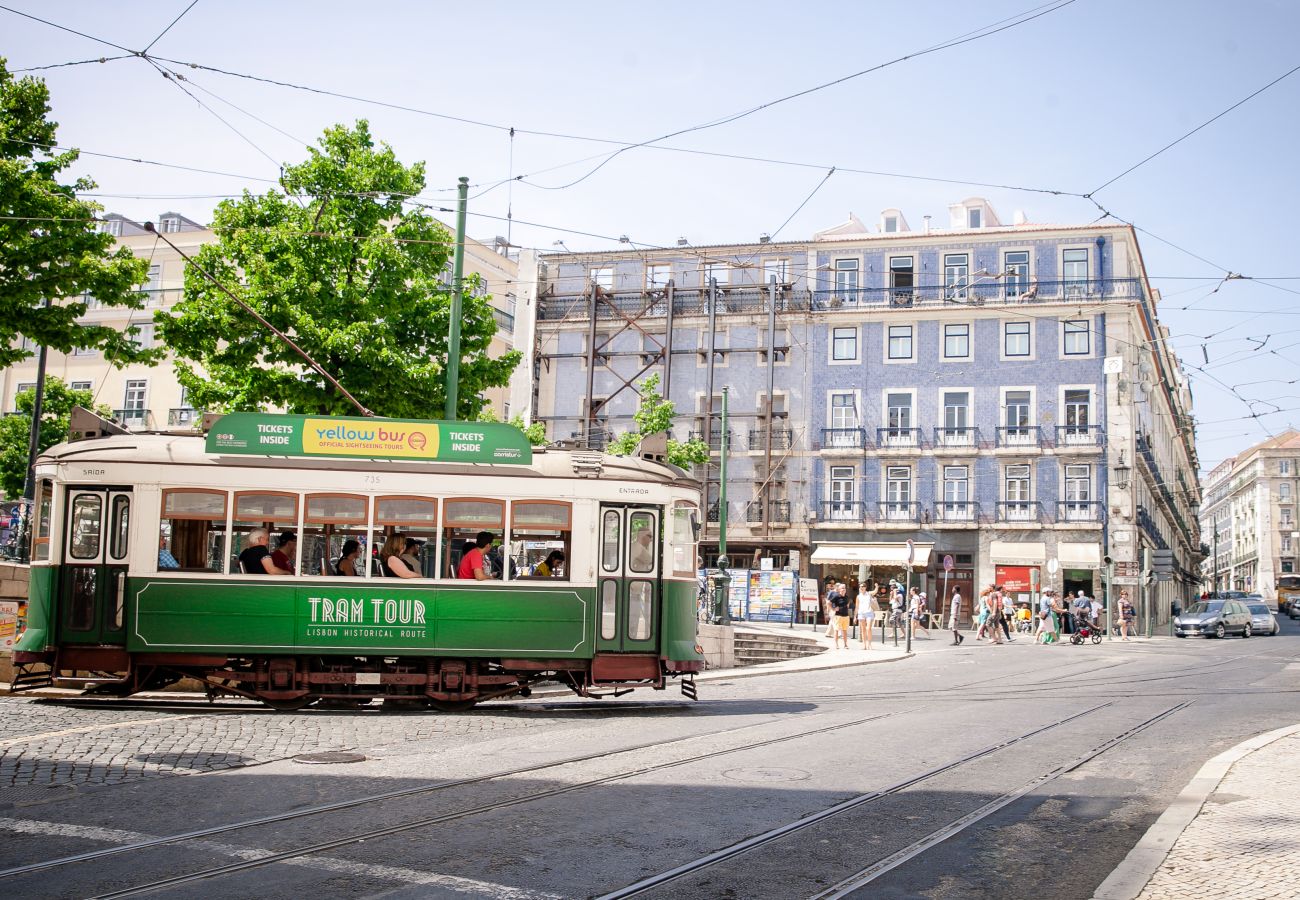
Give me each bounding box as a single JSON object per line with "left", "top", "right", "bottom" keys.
{"left": 886, "top": 392, "right": 913, "bottom": 432}
{"left": 943, "top": 323, "right": 969, "bottom": 359}
{"left": 1005, "top": 390, "right": 1032, "bottom": 432}
{"left": 943, "top": 465, "right": 970, "bottom": 519}
{"left": 887, "top": 325, "right": 913, "bottom": 360}
{"left": 123, "top": 379, "right": 146, "bottom": 410}
{"left": 1063, "top": 249, "right": 1089, "bottom": 286}
{"left": 130, "top": 323, "right": 155, "bottom": 350}
{"left": 884, "top": 216, "right": 898, "bottom": 233}
{"left": 99, "top": 218, "right": 122, "bottom": 236}
{"left": 889, "top": 256, "right": 914, "bottom": 305}
{"left": 1063, "top": 320, "right": 1090, "bottom": 355}
{"left": 70, "top": 380, "right": 92, "bottom": 393}
{"left": 944, "top": 253, "right": 969, "bottom": 300}
{"left": 1281, "top": 482, "right": 1293, "bottom": 500}
{"left": 761, "top": 259, "right": 789, "bottom": 286}
{"left": 1005, "top": 250, "right": 1030, "bottom": 296}
{"left": 1005, "top": 464, "right": 1032, "bottom": 506}
{"left": 646, "top": 263, "right": 671, "bottom": 290}
{"left": 703, "top": 261, "right": 730, "bottom": 286}
{"left": 828, "top": 465, "right": 855, "bottom": 519}
{"left": 885, "top": 466, "right": 912, "bottom": 517}
{"left": 834, "top": 259, "right": 859, "bottom": 300}
{"left": 1065, "top": 464, "right": 1092, "bottom": 502}
{"left": 831, "top": 326, "right": 858, "bottom": 361}
{"left": 761, "top": 326, "right": 789, "bottom": 364}
{"left": 1281, "top": 460, "right": 1291, "bottom": 475}
{"left": 1283, "top": 534, "right": 1293, "bottom": 554}
{"left": 942, "top": 391, "right": 970, "bottom": 442}
{"left": 1064, "top": 389, "right": 1091, "bottom": 436}
{"left": 968, "top": 207, "right": 982, "bottom": 229}
{"left": 1004, "top": 321, "right": 1031, "bottom": 357}
{"left": 73, "top": 346, "right": 97, "bottom": 357}
{"left": 1283, "top": 508, "right": 1294, "bottom": 526}
{"left": 1284, "top": 560, "right": 1295, "bottom": 573}
{"left": 830, "top": 392, "right": 858, "bottom": 431}
{"left": 590, "top": 267, "right": 614, "bottom": 290}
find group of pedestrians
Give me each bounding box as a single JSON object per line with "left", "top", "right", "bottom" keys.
{"left": 823, "top": 579, "right": 931, "bottom": 650}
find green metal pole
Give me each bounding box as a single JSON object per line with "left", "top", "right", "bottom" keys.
{"left": 444, "top": 176, "right": 469, "bottom": 420}
{"left": 718, "top": 387, "right": 729, "bottom": 560}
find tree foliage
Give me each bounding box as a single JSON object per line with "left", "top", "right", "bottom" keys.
{"left": 0, "top": 378, "right": 111, "bottom": 498}
{"left": 158, "top": 120, "right": 519, "bottom": 419}
{"left": 608, "top": 374, "right": 709, "bottom": 468}
{"left": 0, "top": 58, "right": 155, "bottom": 369}
{"left": 475, "top": 406, "right": 547, "bottom": 446}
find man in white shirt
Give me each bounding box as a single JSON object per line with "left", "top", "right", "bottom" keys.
{"left": 948, "top": 589, "right": 964, "bottom": 645}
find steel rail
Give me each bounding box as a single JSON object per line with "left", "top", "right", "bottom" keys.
{"left": 79, "top": 711, "right": 906, "bottom": 898}
{"left": 0, "top": 706, "right": 874, "bottom": 880}
{"left": 595, "top": 701, "right": 1115, "bottom": 899}
{"left": 808, "top": 700, "right": 1195, "bottom": 899}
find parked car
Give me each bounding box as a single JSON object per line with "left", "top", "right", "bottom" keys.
{"left": 1291, "top": 602, "right": 1300, "bottom": 621}
{"left": 1174, "top": 599, "right": 1254, "bottom": 638}
{"left": 1245, "top": 601, "right": 1280, "bottom": 636}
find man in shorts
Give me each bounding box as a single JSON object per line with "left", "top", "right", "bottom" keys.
{"left": 829, "top": 582, "right": 851, "bottom": 649}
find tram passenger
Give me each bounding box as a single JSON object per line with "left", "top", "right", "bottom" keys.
{"left": 456, "top": 531, "right": 495, "bottom": 580}
{"left": 400, "top": 538, "right": 424, "bottom": 574}
{"left": 533, "top": 549, "right": 566, "bottom": 578}
{"left": 158, "top": 534, "right": 180, "bottom": 570}
{"left": 271, "top": 531, "right": 297, "bottom": 575}
{"left": 239, "top": 528, "right": 291, "bottom": 575}
{"left": 381, "top": 534, "right": 420, "bottom": 578}
{"left": 335, "top": 539, "right": 362, "bottom": 576}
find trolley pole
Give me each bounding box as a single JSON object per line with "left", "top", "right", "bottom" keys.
{"left": 444, "top": 176, "right": 469, "bottom": 420}
{"left": 17, "top": 299, "right": 50, "bottom": 564}
{"left": 715, "top": 387, "right": 731, "bottom": 626}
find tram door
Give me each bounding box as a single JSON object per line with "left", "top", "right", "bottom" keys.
{"left": 596, "top": 506, "right": 660, "bottom": 654}
{"left": 59, "top": 488, "right": 131, "bottom": 646}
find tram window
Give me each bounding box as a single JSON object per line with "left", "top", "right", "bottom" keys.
{"left": 670, "top": 504, "right": 700, "bottom": 577}
{"left": 110, "top": 495, "right": 130, "bottom": 562}
{"left": 69, "top": 494, "right": 102, "bottom": 560}
{"left": 628, "top": 581, "right": 653, "bottom": 641}
{"left": 376, "top": 496, "right": 439, "bottom": 578}
{"left": 628, "top": 512, "right": 656, "bottom": 574}
{"left": 512, "top": 501, "right": 572, "bottom": 580}
{"left": 600, "top": 580, "right": 617, "bottom": 640}
{"left": 161, "top": 489, "right": 227, "bottom": 572}
{"left": 443, "top": 498, "right": 503, "bottom": 579}
{"left": 303, "top": 494, "right": 369, "bottom": 577}
{"left": 32, "top": 479, "right": 51, "bottom": 561}
{"left": 601, "top": 511, "right": 621, "bottom": 572}
{"left": 233, "top": 492, "right": 298, "bottom": 575}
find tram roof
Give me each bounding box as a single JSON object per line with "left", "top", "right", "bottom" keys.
{"left": 37, "top": 431, "right": 697, "bottom": 488}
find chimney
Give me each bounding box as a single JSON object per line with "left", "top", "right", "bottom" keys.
{"left": 923, "top": 215, "right": 931, "bottom": 234}
{"left": 759, "top": 233, "right": 771, "bottom": 244}
{"left": 1013, "top": 210, "right": 1027, "bottom": 226}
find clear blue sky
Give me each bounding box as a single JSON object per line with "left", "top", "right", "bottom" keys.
{"left": 5, "top": 0, "right": 1298, "bottom": 470}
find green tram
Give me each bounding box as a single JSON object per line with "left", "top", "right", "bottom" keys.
{"left": 11, "top": 412, "right": 704, "bottom": 710}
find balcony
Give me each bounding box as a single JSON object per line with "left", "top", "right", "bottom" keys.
{"left": 491, "top": 307, "right": 515, "bottom": 334}
{"left": 809, "top": 277, "right": 1145, "bottom": 310}
{"left": 689, "top": 429, "right": 731, "bottom": 452}
{"left": 996, "top": 426, "right": 1043, "bottom": 449}
{"left": 749, "top": 427, "right": 793, "bottom": 451}
{"left": 819, "top": 500, "right": 865, "bottom": 522}
{"left": 746, "top": 500, "right": 792, "bottom": 524}
{"left": 1055, "top": 425, "right": 1103, "bottom": 448}
{"left": 997, "top": 501, "right": 1042, "bottom": 523}
{"left": 878, "top": 501, "right": 920, "bottom": 523}
{"left": 933, "top": 501, "right": 980, "bottom": 524}
{"left": 876, "top": 427, "right": 921, "bottom": 450}
{"left": 820, "top": 427, "right": 867, "bottom": 451}
{"left": 1057, "top": 501, "right": 1105, "bottom": 523}
{"left": 933, "top": 426, "right": 979, "bottom": 449}
{"left": 114, "top": 408, "right": 149, "bottom": 429}
{"left": 168, "top": 407, "right": 202, "bottom": 428}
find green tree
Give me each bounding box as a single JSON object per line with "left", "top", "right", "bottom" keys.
{"left": 475, "top": 406, "right": 547, "bottom": 446}
{"left": 0, "top": 58, "right": 155, "bottom": 367}
{"left": 608, "top": 374, "right": 708, "bottom": 468}
{"left": 0, "top": 378, "right": 111, "bottom": 498}
{"left": 158, "top": 120, "right": 519, "bottom": 419}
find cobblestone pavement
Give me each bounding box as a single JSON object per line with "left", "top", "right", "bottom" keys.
{"left": 1135, "top": 732, "right": 1300, "bottom": 900}
{"left": 0, "top": 698, "right": 532, "bottom": 790}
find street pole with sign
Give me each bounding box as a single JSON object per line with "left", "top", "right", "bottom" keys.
{"left": 905, "top": 540, "right": 915, "bottom": 652}
{"left": 942, "top": 554, "right": 953, "bottom": 629}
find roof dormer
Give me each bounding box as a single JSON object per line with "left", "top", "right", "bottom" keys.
{"left": 813, "top": 213, "right": 870, "bottom": 241}
{"left": 948, "top": 197, "right": 1001, "bottom": 230}
{"left": 879, "top": 208, "right": 909, "bottom": 234}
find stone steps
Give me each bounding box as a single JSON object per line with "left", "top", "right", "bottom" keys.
{"left": 733, "top": 631, "right": 827, "bottom": 667}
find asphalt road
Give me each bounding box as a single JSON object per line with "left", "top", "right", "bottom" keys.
{"left": 0, "top": 617, "right": 1296, "bottom": 899}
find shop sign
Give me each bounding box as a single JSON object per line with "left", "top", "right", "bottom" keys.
{"left": 995, "top": 564, "right": 1040, "bottom": 593}
{"left": 798, "top": 578, "right": 821, "bottom": 612}
{"left": 206, "top": 413, "right": 532, "bottom": 465}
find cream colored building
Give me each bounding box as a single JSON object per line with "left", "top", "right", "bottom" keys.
{"left": 2, "top": 211, "right": 531, "bottom": 430}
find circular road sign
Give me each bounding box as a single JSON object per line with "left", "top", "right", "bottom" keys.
{"left": 943, "top": 554, "right": 954, "bottom": 572}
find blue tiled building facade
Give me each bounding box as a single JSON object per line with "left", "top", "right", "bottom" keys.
{"left": 533, "top": 200, "right": 1201, "bottom": 620}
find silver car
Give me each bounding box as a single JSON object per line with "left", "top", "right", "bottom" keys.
{"left": 1245, "top": 601, "right": 1280, "bottom": 636}
{"left": 1174, "top": 599, "right": 1254, "bottom": 638}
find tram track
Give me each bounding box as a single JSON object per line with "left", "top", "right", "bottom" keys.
{"left": 597, "top": 700, "right": 1191, "bottom": 899}
{"left": 4, "top": 708, "right": 907, "bottom": 889}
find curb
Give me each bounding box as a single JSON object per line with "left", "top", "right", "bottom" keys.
{"left": 1092, "top": 721, "right": 1300, "bottom": 900}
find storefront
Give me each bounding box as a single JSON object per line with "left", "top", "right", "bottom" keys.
{"left": 810, "top": 542, "right": 935, "bottom": 612}
{"left": 1058, "top": 541, "right": 1102, "bottom": 598}
{"left": 989, "top": 540, "right": 1046, "bottom": 606}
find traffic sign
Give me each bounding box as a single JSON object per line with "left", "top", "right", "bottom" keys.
{"left": 943, "top": 554, "right": 954, "bottom": 572}
{"left": 1046, "top": 557, "right": 1059, "bottom": 576}
{"left": 905, "top": 539, "right": 915, "bottom": 568}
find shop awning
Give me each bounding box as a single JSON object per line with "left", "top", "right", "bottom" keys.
{"left": 1058, "top": 542, "right": 1102, "bottom": 569}
{"left": 989, "top": 541, "right": 1046, "bottom": 566}
{"left": 810, "top": 542, "right": 933, "bottom": 567}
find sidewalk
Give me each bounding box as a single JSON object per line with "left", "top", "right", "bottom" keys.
{"left": 714, "top": 619, "right": 912, "bottom": 681}
{"left": 1094, "top": 723, "right": 1300, "bottom": 900}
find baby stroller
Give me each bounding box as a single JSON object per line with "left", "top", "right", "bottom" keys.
{"left": 1070, "top": 611, "right": 1103, "bottom": 644}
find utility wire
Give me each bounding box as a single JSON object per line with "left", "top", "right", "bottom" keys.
{"left": 11, "top": 55, "right": 131, "bottom": 72}
{"left": 141, "top": 0, "right": 200, "bottom": 55}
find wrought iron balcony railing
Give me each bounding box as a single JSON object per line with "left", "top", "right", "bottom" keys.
{"left": 933, "top": 501, "right": 980, "bottom": 523}
{"left": 114, "top": 408, "right": 149, "bottom": 429}
{"left": 996, "top": 426, "right": 1043, "bottom": 448}
{"left": 168, "top": 407, "right": 202, "bottom": 427}
{"left": 748, "top": 427, "right": 793, "bottom": 451}
{"left": 819, "top": 500, "right": 865, "bottom": 522}
{"left": 1055, "top": 425, "right": 1103, "bottom": 447}
{"left": 997, "top": 501, "right": 1042, "bottom": 523}
{"left": 688, "top": 429, "right": 731, "bottom": 452}
{"left": 820, "top": 427, "right": 867, "bottom": 451}
{"left": 933, "top": 426, "right": 979, "bottom": 448}
{"left": 745, "top": 500, "right": 792, "bottom": 524}
{"left": 878, "top": 500, "right": 920, "bottom": 522}
{"left": 1057, "top": 500, "right": 1105, "bottom": 523}
{"left": 877, "top": 427, "right": 921, "bottom": 449}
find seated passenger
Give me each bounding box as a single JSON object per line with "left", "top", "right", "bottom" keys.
{"left": 335, "top": 539, "right": 362, "bottom": 577}
{"left": 457, "top": 531, "right": 494, "bottom": 580}
{"left": 271, "top": 530, "right": 297, "bottom": 575}
{"left": 380, "top": 534, "right": 419, "bottom": 578}
{"left": 401, "top": 538, "right": 423, "bottom": 574}
{"left": 533, "top": 550, "right": 566, "bottom": 578}
{"left": 239, "top": 528, "right": 291, "bottom": 575}
{"left": 158, "top": 535, "right": 180, "bottom": 570}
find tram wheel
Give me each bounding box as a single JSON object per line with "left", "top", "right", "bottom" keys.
{"left": 428, "top": 698, "right": 479, "bottom": 713}
{"left": 260, "top": 695, "right": 318, "bottom": 712}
